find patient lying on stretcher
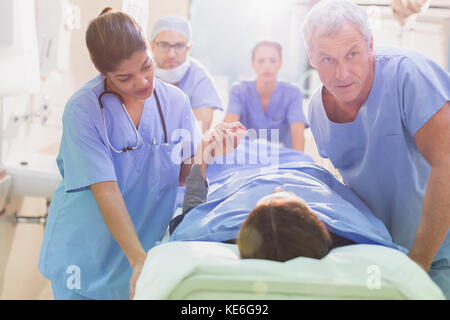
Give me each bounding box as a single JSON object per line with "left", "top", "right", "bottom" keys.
{"left": 169, "top": 137, "right": 407, "bottom": 262}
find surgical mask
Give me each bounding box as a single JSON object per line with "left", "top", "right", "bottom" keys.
{"left": 155, "top": 58, "right": 191, "bottom": 84}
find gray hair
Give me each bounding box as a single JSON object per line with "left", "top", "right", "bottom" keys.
{"left": 302, "top": 0, "right": 372, "bottom": 50}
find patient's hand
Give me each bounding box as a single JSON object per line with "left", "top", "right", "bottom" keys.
{"left": 198, "top": 121, "right": 247, "bottom": 165}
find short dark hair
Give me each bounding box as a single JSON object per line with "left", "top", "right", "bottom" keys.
{"left": 85, "top": 7, "right": 148, "bottom": 73}
{"left": 251, "top": 40, "right": 282, "bottom": 60}
{"left": 238, "top": 199, "right": 332, "bottom": 262}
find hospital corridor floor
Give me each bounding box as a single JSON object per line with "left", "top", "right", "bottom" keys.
{"left": 0, "top": 197, "right": 52, "bottom": 300}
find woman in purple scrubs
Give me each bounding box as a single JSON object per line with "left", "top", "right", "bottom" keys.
{"left": 225, "top": 41, "right": 308, "bottom": 151}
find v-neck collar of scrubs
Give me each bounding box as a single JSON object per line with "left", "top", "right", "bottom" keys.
{"left": 135, "top": 95, "right": 151, "bottom": 137}
{"left": 251, "top": 80, "right": 279, "bottom": 116}
{"left": 135, "top": 88, "right": 161, "bottom": 145}
{"left": 132, "top": 100, "right": 146, "bottom": 132}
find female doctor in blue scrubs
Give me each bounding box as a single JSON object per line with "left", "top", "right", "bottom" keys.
{"left": 38, "top": 8, "right": 244, "bottom": 300}
{"left": 225, "top": 41, "right": 308, "bottom": 151}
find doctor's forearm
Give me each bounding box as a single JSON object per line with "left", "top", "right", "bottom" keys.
{"left": 290, "top": 123, "right": 306, "bottom": 152}
{"left": 193, "top": 108, "right": 213, "bottom": 133}
{"left": 91, "top": 182, "right": 146, "bottom": 266}
{"left": 292, "top": 135, "right": 305, "bottom": 152}
{"left": 409, "top": 166, "right": 450, "bottom": 270}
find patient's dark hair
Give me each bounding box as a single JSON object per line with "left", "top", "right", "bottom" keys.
{"left": 85, "top": 7, "right": 147, "bottom": 73}
{"left": 238, "top": 200, "right": 332, "bottom": 262}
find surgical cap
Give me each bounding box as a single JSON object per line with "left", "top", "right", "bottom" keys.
{"left": 150, "top": 15, "right": 192, "bottom": 43}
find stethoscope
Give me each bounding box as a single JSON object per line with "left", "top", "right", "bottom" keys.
{"left": 98, "top": 78, "right": 168, "bottom": 153}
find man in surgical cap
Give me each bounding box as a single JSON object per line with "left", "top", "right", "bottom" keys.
{"left": 150, "top": 15, "right": 223, "bottom": 133}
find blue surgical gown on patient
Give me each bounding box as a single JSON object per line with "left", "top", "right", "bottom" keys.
{"left": 226, "top": 80, "right": 309, "bottom": 148}
{"left": 38, "top": 76, "right": 202, "bottom": 299}
{"left": 170, "top": 140, "right": 407, "bottom": 253}
{"left": 308, "top": 46, "right": 450, "bottom": 297}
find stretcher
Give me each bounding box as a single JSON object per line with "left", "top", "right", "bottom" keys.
{"left": 134, "top": 241, "right": 444, "bottom": 300}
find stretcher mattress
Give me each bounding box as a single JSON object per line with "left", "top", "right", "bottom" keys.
{"left": 134, "top": 241, "right": 445, "bottom": 300}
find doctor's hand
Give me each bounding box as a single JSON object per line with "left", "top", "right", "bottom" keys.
{"left": 199, "top": 121, "right": 247, "bottom": 164}
{"left": 408, "top": 250, "right": 432, "bottom": 273}
{"left": 129, "top": 253, "right": 146, "bottom": 300}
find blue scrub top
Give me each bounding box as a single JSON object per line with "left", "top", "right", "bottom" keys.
{"left": 308, "top": 46, "right": 450, "bottom": 261}
{"left": 177, "top": 57, "right": 223, "bottom": 111}
{"left": 226, "top": 80, "right": 308, "bottom": 148}
{"left": 38, "top": 75, "right": 202, "bottom": 299}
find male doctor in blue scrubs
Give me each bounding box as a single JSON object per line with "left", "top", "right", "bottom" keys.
{"left": 149, "top": 15, "right": 225, "bottom": 209}
{"left": 149, "top": 15, "right": 223, "bottom": 133}
{"left": 303, "top": 0, "right": 450, "bottom": 298}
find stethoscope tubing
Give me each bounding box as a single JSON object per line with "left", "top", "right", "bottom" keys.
{"left": 98, "top": 78, "right": 168, "bottom": 153}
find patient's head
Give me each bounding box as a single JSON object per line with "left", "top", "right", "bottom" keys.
{"left": 237, "top": 188, "right": 332, "bottom": 262}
